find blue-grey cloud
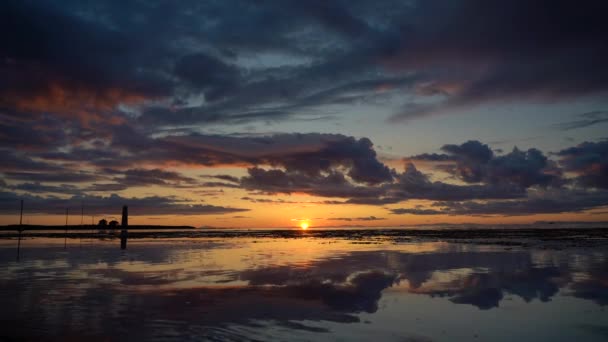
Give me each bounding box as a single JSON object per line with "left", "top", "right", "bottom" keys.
{"left": 0, "top": 191, "right": 248, "bottom": 216}
{"left": 557, "top": 140, "right": 608, "bottom": 189}
{"left": 411, "top": 140, "right": 562, "bottom": 188}
{"left": 326, "top": 216, "right": 385, "bottom": 222}
{"left": 390, "top": 188, "right": 608, "bottom": 216}
{"left": 553, "top": 111, "right": 608, "bottom": 131}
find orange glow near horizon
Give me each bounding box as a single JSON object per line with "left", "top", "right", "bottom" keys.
{"left": 300, "top": 222, "right": 309, "bottom": 230}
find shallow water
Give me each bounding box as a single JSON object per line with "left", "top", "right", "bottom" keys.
{"left": 1, "top": 236, "right": 607, "bottom": 341}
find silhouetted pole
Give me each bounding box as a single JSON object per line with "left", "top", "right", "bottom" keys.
{"left": 64, "top": 208, "right": 68, "bottom": 249}
{"left": 80, "top": 202, "right": 84, "bottom": 247}
{"left": 17, "top": 200, "right": 23, "bottom": 261}
{"left": 120, "top": 205, "right": 128, "bottom": 250}
{"left": 19, "top": 200, "right": 23, "bottom": 226}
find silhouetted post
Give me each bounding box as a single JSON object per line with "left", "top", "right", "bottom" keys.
{"left": 120, "top": 205, "right": 128, "bottom": 250}
{"left": 80, "top": 202, "right": 84, "bottom": 247}
{"left": 64, "top": 208, "right": 68, "bottom": 249}
{"left": 19, "top": 200, "right": 23, "bottom": 226}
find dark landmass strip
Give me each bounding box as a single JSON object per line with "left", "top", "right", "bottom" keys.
{"left": 0, "top": 225, "right": 195, "bottom": 231}
{"left": 1, "top": 228, "right": 607, "bottom": 249}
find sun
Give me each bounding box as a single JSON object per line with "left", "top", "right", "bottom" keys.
{"left": 300, "top": 222, "right": 309, "bottom": 230}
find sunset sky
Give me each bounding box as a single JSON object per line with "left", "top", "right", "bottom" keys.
{"left": 1, "top": 0, "right": 608, "bottom": 227}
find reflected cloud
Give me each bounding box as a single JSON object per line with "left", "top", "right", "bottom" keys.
{"left": 0, "top": 239, "right": 607, "bottom": 340}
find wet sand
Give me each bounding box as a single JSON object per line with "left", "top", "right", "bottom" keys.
{"left": 1, "top": 229, "right": 607, "bottom": 341}
{"left": 2, "top": 227, "right": 607, "bottom": 249}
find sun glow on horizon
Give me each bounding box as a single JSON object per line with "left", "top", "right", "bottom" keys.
{"left": 300, "top": 222, "right": 309, "bottom": 230}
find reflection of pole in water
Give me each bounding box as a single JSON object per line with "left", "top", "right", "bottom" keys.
{"left": 17, "top": 200, "right": 23, "bottom": 261}
{"left": 120, "top": 205, "right": 128, "bottom": 250}
{"left": 91, "top": 216, "right": 95, "bottom": 244}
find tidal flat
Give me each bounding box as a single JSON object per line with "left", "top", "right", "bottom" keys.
{"left": 1, "top": 229, "right": 607, "bottom": 341}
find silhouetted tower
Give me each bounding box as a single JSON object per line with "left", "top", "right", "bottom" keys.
{"left": 120, "top": 205, "right": 128, "bottom": 250}
{"left": 19, "top": 200, "right": 23, "bottom": 226}
{"left": 121, "top": 206, "right": 128, "bottom": 227}
{"left": 64, "top": 208, "right": 68, "bottom": 249}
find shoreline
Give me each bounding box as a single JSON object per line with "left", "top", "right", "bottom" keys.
{"left": 2, "top": 227, "right": 607, "bottom": 249}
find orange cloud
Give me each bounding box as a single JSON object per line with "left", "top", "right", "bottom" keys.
{"left": 4, "top": 83, "right": 152, "bottom": 126}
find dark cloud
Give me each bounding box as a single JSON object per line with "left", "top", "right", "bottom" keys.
{"left": 0, "top": 0, "right": 407, "bottom": 130}
{"left": 407, "top": 153, "right": 455, "bottom": 162}
{"left": 388, "top": 163, "right": 527, "bottom": 202}
{"left": 387, "top": 0, "right": 608, "bottom": 121}
{"left": 0, "top": 191, "right": 248, "bottom": 216}
{"left": 557, "top": 140, "right": 608, "bottom": 189}
{"left": 389, "top": 208, "right": 443, "bottom": 216}
{"left": 553, "top": 111, "right": 608, "bottom": 131}
{"left": 2, "top": 0, "right": 606, "bottom": 131}
{"left": 430, "top": 267, "right": 563, "bottom": 310}
{"left": 85, "top": 183, "right": 129, "bottom": 193}
{"left": 236, "top": 247, "right": 579, "bottom": 311}
{"left": 0, "top": 115, "right": 70, "bottom": 152}
{"left": 569, "top": 259, "right": 608, "bottom": 306}
{"left": 199, "top": 182, "right": 241, "bottom": 189}
{"left": 240, "top": 197, "right": 301, "bottom": 204}
{"left": 202, "top": 174, "right": 240, "bottom": 183}
{"left": 3, "top": 128, "right": 607, "bottom": 216}
{"left": 113, "top": 168, "right": 197, "bottom": 187}
{"left": 442, "top": 140, "right": 493, "bottom": 165}
{"left": 0, "top": 0, "right": 172, "bottom": 122}
{"left": 117, "top": 133, "right": 394, "bottom": 180}
{"left": 4, "top": 182, "right": 83, "bottom": 196}
{"left": 3, "top": 171, "right": 103, "bottom": 183}
{"left": 391, "top": 188, "right": 608, "bottom": 216}
{"left": 174, "top": 53, "right": 240, "bottom": 101}
{"left": 326, "top": 216, "right": 385, "bottom": 222}
{"left": 1, "top": 0, "right": 607, "bottom": 217}
{"left": 241, "top": 167, "right": 385, "bottom": 198}
{"left": 0, "top": 149, "right": 63, "bottom": 172}
{"left": 411, "top": 140, "right": 562, "bottom": 188}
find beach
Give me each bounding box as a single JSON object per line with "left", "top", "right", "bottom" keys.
{"left": 1, "top": 228, "right": 607, "bottom": 341}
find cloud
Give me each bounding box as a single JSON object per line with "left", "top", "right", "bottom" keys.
{"left": 0, "top": 1, "right": 171, "bottom": 123}
{"left": 390, "top": 162, "right": 527, "bottom": 201}
{"left": 0, "top": 149, "right": 64, "bottom": 172}
{"left": 1, "top": 0, "right": 606, "bottom": 219}
{"left": 201, "top": 174, "right": 240, "bottom": 183}
{"left": 2, "top": 0, "right": 607, "bottom": 132}
{"left": 387, "top": 0, "right": 608, "bottom": 121}
{"left": 3, "top": 171, "right": 104, "bottom": 183}
{"left": 391, "top": 188, "right": 608, "bottom": 216}
{"left": 236, "top": 247, "right": 577, "bottom": 311}
{"left": 109, "top": 132, "right": 395, "bottom": 183}
{"left": 326, "top": 216, "right": 385, "bottom": 222}
{"left": 174, "top": 53, "right": 240, "bottom": 101}
{"left": 556, "top": 140, "right": 608, "bottom": 189}
{"left": 241, "top": 167, "right": 386, "bottom": 198}
{"left": 112, "top": 168, "right": 198, "bottom": 187}
{"left": 553, "top": 111, "right": 608, "bottom": 131}
{"left": 3, "top": 182, "right": 83, "bottom": 196}
{"left": 3, "top": 129, "right": 607, "bottom": 216}
{"left": 411, "top": 140, "right": 562, "bottom": 188}
{"left": 0, "top": 191, "right": 248, "bottom": 216}
{"left": 389, "top": 208, "right": 443, "bottom": 216}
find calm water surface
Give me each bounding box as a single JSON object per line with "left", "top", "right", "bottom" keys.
{"left": 1, "top": 235, "right": 607, "bottom": 341}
